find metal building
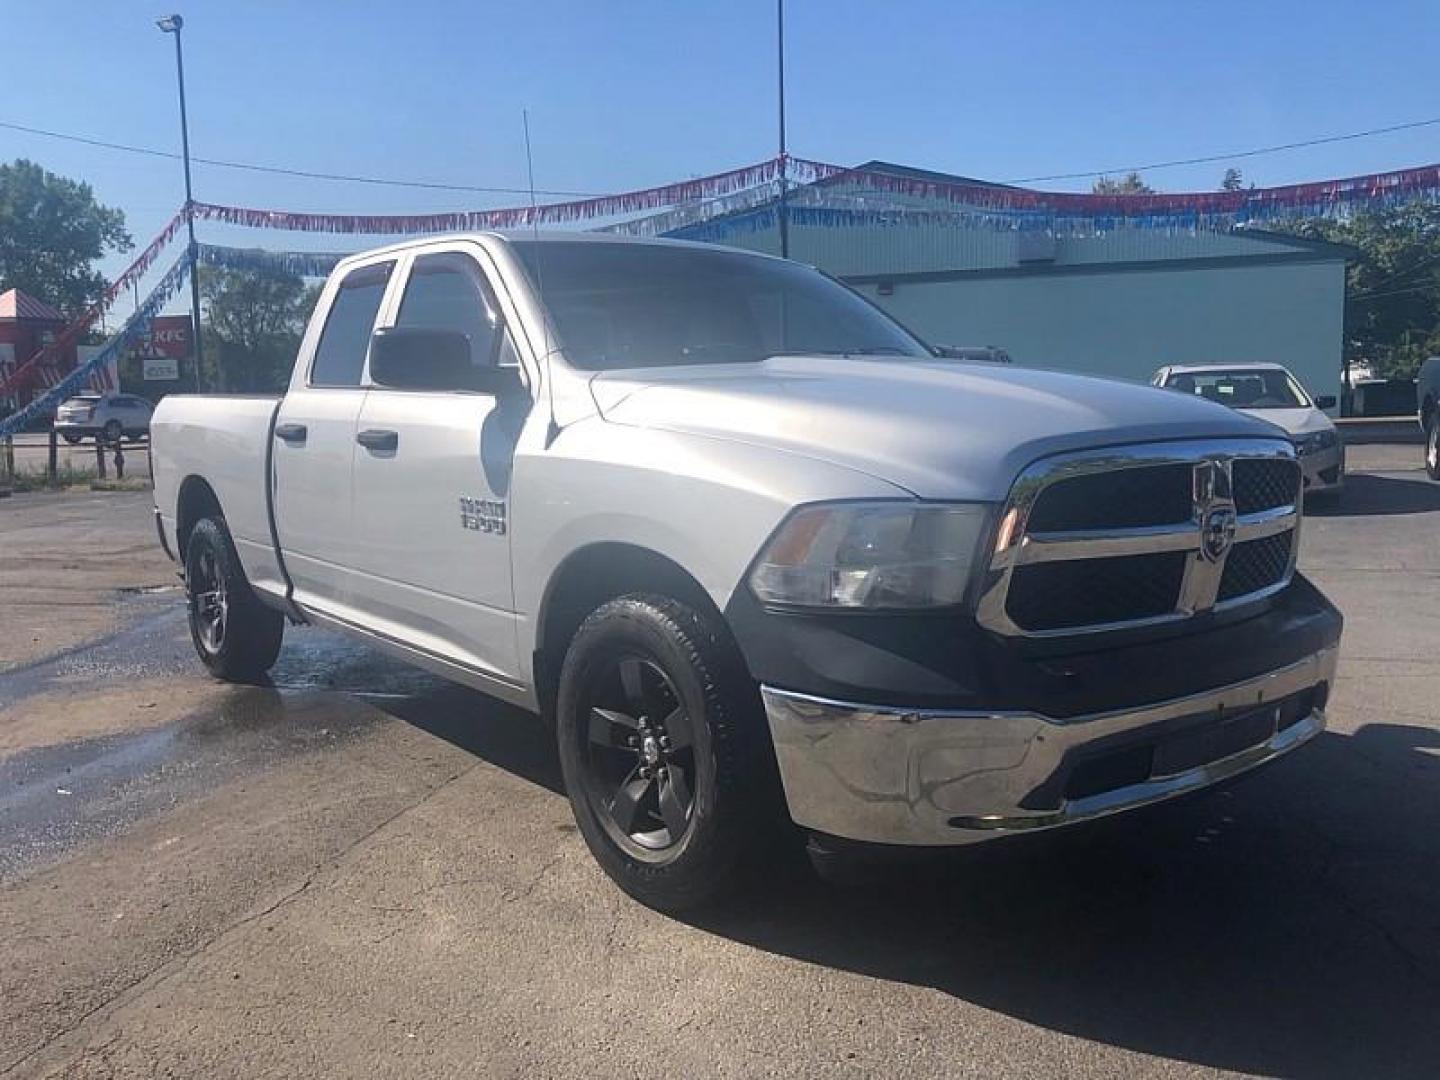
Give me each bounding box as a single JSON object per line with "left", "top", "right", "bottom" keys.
{"left": 670, "top": 162, "right": 1354, "bottom": 408}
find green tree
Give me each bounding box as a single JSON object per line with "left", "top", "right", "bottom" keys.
{"left": 1091, "top": 172, "right": 1154, "bottom": 195}
{"left": 1221, "top": 168, "right": 1244, "bottom": 192}
{"left": 0, "top": 159, "right": 133, "bottom": 317}
{"left": 1274, "top": 204, "right": 1440, "bottom": 380}
{"left": 200, "top": 263, "right": 318, "bottom": 393}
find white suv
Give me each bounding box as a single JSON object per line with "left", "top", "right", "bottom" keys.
{"left": 54, "top": 392, "right": 154, "bottom": 444}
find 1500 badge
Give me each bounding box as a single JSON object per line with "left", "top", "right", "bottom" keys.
{"left": 459, "top": 497, "right": 507, "bottom": 535}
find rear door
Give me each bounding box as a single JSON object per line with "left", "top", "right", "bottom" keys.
{"left": 272, "top": 257, "right": 398, "bottom": 615}
{"left": 347, "top": 244, "right": 530, "bottom": 683}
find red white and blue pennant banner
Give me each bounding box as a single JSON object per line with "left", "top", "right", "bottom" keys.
{"left": 197, "top": 244, "right": 346, "bottom": 278}
{"left": 786, "top": 158, "right": 1440, "bottom": 232}
{"left": 0, "top": 210, "right": 185, "bottom": 401}
{"left": 0, "top": 253, "right": 192, "bottom": 438}
{"left": 191, "top": 158, "right": 793, "bottom": 235}
{"left": 185, "top": 156, "right": 1440, "bottom": 238}
{"left": 6, "top": 153, "right": 1440, "bottom": 429}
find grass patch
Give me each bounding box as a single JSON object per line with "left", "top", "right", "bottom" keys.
{"left": 3, "top": 466, "right": 150, "bottom": 493}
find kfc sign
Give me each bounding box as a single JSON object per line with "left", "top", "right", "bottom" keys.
{"left": 143, "top": 315, "right": 194, "bottom": 359}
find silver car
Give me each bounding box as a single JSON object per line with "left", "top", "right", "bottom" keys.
{"left": 53, "top": 392, "right": 154, "bottom": 444}
{"left": 1152, "top": 363, "right": 1344, "bottom": 499}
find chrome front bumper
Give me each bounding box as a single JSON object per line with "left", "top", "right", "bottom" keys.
{"left": 763, "top": 646, "right": 1337, "bottom": 846}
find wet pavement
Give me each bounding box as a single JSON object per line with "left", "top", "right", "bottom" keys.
{"left": 1, "top": 450, "right": 1439, "bottom": 1078}
{"left": 0, "top": 589, "right": 449, "bottom": 886}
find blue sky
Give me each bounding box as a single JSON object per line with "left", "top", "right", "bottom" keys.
{"left": 5, "top": 0, "right": 1440, "bottom": 288}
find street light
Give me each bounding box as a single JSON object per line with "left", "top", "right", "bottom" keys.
{"left": 156, "top": 13, "right": 205, "bottom": 390}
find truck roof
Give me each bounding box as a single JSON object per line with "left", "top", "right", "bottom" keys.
{"left": 334, "top": 229, "right": 784, "bottom": 266}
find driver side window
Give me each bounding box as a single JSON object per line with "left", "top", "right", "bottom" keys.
{"left": 396, "top": 253, "right": 517, "bottom": 376}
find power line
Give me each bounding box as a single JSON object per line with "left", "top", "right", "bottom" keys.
{"left": 0, "top": 118, "right": 600, "bottom": 198}
{"left": 1348, "top": 282, "right": 1440, "bottom": 303}
{"left": 1008, "top": 116, "right": 1440, "bottom": 184}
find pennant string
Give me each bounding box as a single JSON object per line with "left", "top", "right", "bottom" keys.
{"left": 0, "top": 252, "right": 193, "bottom": 438}
{"left": 7, "top": 152, "right": 1440, "bottom": 434}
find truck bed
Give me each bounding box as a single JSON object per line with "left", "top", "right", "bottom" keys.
{"left": 151, "top": 394, "right": 286, "bottom": 599}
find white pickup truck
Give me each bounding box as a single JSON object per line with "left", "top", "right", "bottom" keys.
{"left": 152, "top": 233, "right": 1342, "bottom": 910}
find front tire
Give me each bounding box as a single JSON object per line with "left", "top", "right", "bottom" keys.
{"left": 102, "top": 419, "right": 122, "bottom": 444}
{"left": 555, "top": 594, "right": 774, "bottom": 912}
{"left": 61, "top": 433, "right": 81, "bottom": 445}
{"left": 184, "top": 516, "right": 284, "bottom": 682}
{"left": 1426, "top": 412, "right": 1440, "bottom": 481}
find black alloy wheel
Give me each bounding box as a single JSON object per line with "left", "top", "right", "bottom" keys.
{"left": 189, "top": 541, "right": 229, "bottom": 657}
{"left": 556, "top": 594, "right": 784, "bottom": 911}
{"left": 183, "top": 516, "right": 284, "bottom": 682}
{"left": 581, "top": 655, "right": 698, "bottom": 854}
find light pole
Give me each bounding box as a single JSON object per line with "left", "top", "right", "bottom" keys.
{"left": 776, "top": 0, "right": 789, "bottom": 259}
{"left": 156, "top": 13, "right": 205, "bottom": 391}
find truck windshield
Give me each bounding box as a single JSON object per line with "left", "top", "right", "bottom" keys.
{"left": 513, "top": 241, "right": 930, "bottom": 371}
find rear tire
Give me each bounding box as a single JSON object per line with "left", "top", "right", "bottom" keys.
{"left": 1426, "top": 412, "right": 1440, "bottom": 481}
{"left": 61, "top": 434, "right": 81, "bottom": 445}
{"left": 102, "top": 419, "right": 122, "bottom": 445}
{"left": 555, "top": 593, "right": 778, "bottom": 912}
{"left": 184, "top": 516, "right": 284, "bottom": 682}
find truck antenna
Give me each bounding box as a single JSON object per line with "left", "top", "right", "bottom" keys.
{"left": 523, "top": 109, "right": 561, "bottom": 448}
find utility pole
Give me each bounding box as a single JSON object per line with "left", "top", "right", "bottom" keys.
{"left": 777, "top": 0, "right": 790, "bottom": 259}
{"left": 157, "top": 14, "right": 206, "bottom": 391}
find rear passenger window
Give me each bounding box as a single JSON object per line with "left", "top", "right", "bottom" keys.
{"left": 395, "top": 253, "right": 504, "bottom": 372}
{"left": 310, "top": 262, "right": 393, "bottom": 387}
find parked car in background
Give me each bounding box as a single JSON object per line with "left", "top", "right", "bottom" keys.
{"left": 1152, "top": 363, "right": 1344, "bottom": 500}
{"left": 1418, "top": 356, "right": 1440, "bottom": 480}
{"left": 53, "top": 392, "right": 154, "bottom": 444}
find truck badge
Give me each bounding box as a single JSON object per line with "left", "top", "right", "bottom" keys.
{"left": 1200, "top": 506, "right": 1237, "bottom": 562}
{"left": 460, "top": 497, "right": 507, "bottom": 535}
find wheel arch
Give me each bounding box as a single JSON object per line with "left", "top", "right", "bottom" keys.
{"left": 175, "top": 475, "right": 224, "bottom": 562}
{"left": 533, "top": 542, "right": 744, "bottom": 722}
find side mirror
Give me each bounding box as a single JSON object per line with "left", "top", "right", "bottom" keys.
{"left": 1315, "top": 394, "right": 1337, "bottom": 410}
{"left": 932, "top": 344, "right": 1011, "bottom": 364}
{"left": 370, "top": 327, "right": 473, "bottom": 390}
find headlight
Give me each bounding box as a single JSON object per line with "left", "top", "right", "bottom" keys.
{"left": 1295, "top": 429, "right": 1338, "bottom": 454}
{"left": 749, "top": 502, "right": 989, "bottom": 609}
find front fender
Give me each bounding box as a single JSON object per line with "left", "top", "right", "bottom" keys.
{"left": 508, "top": 421, "right": 908, "bottom": 677}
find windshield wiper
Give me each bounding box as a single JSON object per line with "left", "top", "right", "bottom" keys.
{"left": 766, "top": 346, "right": 915, "bottom": 359}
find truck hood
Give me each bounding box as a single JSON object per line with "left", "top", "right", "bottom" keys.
{"left": 590, "top": 356, "right": 1282, "bottom": 501}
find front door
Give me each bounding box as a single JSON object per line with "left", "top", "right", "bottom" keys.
{"left": 348, "top": 247, "right": 529, "bottom": 683}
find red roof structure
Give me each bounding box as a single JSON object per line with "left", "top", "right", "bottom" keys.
{"left": 0, "top": 288, "right": 65, "bottom": 323}
{"left": 0, "top": 288, "right": 99, "bottom": 408}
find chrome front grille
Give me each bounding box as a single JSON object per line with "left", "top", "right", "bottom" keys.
{"left": 977, "top": 439, "right": 1301, "bottom": 637}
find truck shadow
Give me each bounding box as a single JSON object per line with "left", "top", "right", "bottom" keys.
{"left": 1306, "top": 471, "right": 1440, "bottom": 517}
{"left": 382, "top": 672, "right": 1440, "bottom": 1076}
{"left": 378, "top": 681, "right": 567, "bottom": 798}
{"left": 688, "top": 722, "right": 1440, "bottom": 1078}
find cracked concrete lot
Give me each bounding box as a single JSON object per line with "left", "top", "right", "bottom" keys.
{"left": 2, "top": 444, "right": 1439, "bottom": 1078}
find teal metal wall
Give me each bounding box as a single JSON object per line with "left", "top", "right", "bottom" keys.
{"left": 716, "top": 218, "right": 1346, "bottom": 408}
{"left": 854, "top": 258, "right": 1346, "bottom": 407}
